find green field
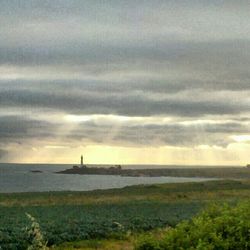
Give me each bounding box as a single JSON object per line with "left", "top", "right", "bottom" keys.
{"left": 0, "top": 180, "right": 250, "bottom": 249}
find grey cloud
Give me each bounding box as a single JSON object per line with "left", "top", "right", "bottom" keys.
{"left": 0, "top": 149, "right": 7, "bottom": 160}
{"left": 1, "top": 39, "right": 249, "bottom": 70}
{"left": 66, "top": 120, "right": 250, "bottom": 147}
{"left": 0, "top": 0, "right": 249, "bottom": 156}
{"left": 1, "top": 0, "right": 250, "bottom": 72}
{"left": 1, "top": 1, "right": 250, "bottom": 96}
{"left": 0, "top": 115, "right": 57, "bottom": 143}
{"left": 2, "top": 77, "right": 250, "bottom": 95}
{"left": 0, "top": 87, "right": 249, "bottom": 117}
{"left": 1, "top": 39, "right": 250, "bottom": 97}
{"left": 1, "top": 114, "right": 249, "bottom": 148}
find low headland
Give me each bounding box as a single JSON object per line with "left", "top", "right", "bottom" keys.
{"left": 57, "top": 164, "right": 250, "bottom": 179}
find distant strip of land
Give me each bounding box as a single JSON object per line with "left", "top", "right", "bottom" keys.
{"left": 57, "top": 165, "right": 250, "bottom": 179}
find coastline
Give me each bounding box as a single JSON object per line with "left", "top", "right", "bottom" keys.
{"left": 56, "top": 165, "right": 250, "bottom": 179}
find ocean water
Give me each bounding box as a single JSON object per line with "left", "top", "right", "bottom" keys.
{"left": 0, "top": 163, "right": 215, "bottom": 193}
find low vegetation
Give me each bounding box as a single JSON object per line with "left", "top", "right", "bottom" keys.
{"left": 0, "top": 201, "right": 202, "bottom": 249}
{"left": 0, "top": 180, "right": 250, "bottom": 249}
{"left": 136, "top": 201, "right": 250, "bottom": 250}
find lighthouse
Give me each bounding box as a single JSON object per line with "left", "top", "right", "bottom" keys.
{"left": 80, "top": 155, "right": 83, "bottom": 166}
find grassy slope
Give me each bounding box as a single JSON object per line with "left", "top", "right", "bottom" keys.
{"left": 50, "top": 180, "right": 250, "bottom": 250}
{"left": 1, "top": 179, "right": 250, "bottom": 249}
{"left": 1, "top": 179, "right": 250, "bottom": 206}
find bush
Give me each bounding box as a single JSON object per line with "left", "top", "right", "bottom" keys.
{"left": 136, "top": 201, "right": 250, "bottom": 250}
{"left": 136, "top": 234, "right": 161, "bottom": 250}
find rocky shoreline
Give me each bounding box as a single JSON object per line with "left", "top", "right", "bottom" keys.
{"left": 56, "top": 165, "right": 250, "bottom": 179}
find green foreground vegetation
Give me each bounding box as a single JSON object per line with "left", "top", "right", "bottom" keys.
{"left": 136, "top": 202, "right": 250, "bottom": 250}
{"left": 0, "top": 180, "right": 250, "bottom": 249}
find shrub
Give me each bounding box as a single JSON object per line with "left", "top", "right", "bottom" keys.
{"left": 136, "top": 234, "right": 161, "bottom": 250}
{"left": 136, "top": 201, "right": 250, "bottom": 250}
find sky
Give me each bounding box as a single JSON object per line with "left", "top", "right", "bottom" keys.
{"left": 0, "top": 0, "right": 250, "bottom": 165}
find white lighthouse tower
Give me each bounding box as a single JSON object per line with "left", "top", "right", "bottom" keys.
{"left": 80, "top": 155, "right": 83, "bottom": 166}
{"left": 80, "top": 155, "right": 87, "bottom": 168}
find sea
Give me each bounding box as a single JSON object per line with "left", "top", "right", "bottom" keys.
{"left": 0, "top": 163, "right": 218, "bottom": 193}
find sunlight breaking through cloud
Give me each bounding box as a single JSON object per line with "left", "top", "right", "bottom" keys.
{"left": 0, "top": 1, "right": 250, "bottom": 164}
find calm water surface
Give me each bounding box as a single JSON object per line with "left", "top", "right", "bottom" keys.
{"left": 0, "top": 163, "right": 216, "bottom": 193}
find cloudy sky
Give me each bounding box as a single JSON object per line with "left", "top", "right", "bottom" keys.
{"left": 0, "top": 0, "right": 250, "bottom": 165}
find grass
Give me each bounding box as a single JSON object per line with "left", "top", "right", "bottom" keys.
{"left": 0, "top": 179, "right": 250, "bottom": 249}
{"left": 50, "top": 238, "right": 134, "bottom": 250}
{"left": 51, "top": 228, "right": 169, "bottom": 250}
{"left": 1, "top": 179, "right": 250, "bottom": 206}
{"left": 0, "top": 201, "right": 202, "bottom": 248}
